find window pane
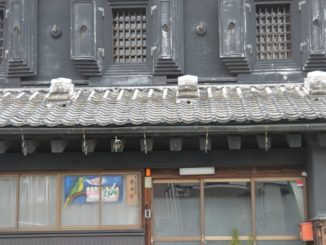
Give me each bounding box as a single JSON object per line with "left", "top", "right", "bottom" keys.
{"left": 61, "top": 176, "right": 99, "bottom": 226}
{"left": 19, "top": 176, "right": 57, "bottom": 228}
{"left": 256, "top": 180, "right": 305, "bottom": 236}
{"left": 153, "top": 182, "right": 200, "bottom": 237}
{"left": 101, "top": 174, "right": 141, "bottom": 226}
{"left": 205, "top": 181, "right": 251, "bottom": 236}
{"left": 0, "top": 176, "right": 17, "bottom": 228}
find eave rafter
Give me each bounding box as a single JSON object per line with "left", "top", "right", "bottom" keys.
{"left": 0, "top": 123, "right": 325, "bottom": 154}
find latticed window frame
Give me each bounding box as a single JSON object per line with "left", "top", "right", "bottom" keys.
{"left": 106, "top": 0, "right": 151, "bottom": 75}
{"left": 256, "top": 3, "right": 291, "bottom": 60}
{"left": 112, "top": 8, "right": 147, "bottom": 64}
{"left": 252, "top": 0, "right": 303, "bottom": 71}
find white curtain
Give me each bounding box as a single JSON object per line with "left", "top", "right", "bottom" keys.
{"left": 0, "top": 176, "right": 17, "bottom": 228}
{"left": 19, "top": 176, "right": 57, "bottom": 227}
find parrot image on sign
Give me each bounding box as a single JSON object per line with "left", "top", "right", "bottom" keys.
{"left": 63, "top": 176, "right": 85, "bottom": 208}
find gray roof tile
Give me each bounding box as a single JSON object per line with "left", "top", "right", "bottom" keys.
{"left": 0, "top": 84, "right": 325, "bottom": 127}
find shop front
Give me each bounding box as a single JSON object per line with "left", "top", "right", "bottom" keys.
{"left": 0, "top": 77, "right": 326, "bottom": 245}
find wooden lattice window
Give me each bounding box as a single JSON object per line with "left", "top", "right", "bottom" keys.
{"left": 256, "top": 4, "right": 291, "bottom": 60}
{"left": 112, "top": 8, "right": 147, "bottom": 64}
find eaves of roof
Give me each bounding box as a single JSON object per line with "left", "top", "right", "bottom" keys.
{"left": 0, "top": 83, "right": 325, "bottom": 132}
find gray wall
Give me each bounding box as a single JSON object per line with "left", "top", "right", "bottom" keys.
{"left": 30, "top": 0, "right": 82, "bottom": 81}
{"left": 0, "top": 0, "right": 326, "bottom": 87}
{"left": 2, "top": 0, "right": 311, "bottom": 86}
{"left": 183, "top": 0, "right": 231, "bottom": 78}
{"left": 307, "top": 146, "right": 326, "bottom": 219}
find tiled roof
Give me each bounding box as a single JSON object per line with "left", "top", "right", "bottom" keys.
{"left": 0, "top": 83, "right": 325, "bottom": 127}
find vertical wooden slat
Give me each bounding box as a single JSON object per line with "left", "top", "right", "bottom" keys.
{"left": 144, "top": 177, "right": 152, "bottom": 245}
{"left": 57, "top": 174, "right": 62, "bottom": 229}
{"left": 251, "top": 177, "right": 257, "bottom": 245}
{"left": 200, "top": 180, "right": 205, "bottom": 245}
{"left": 99, "top": 174, "right": 103, "bottom": 227}
{"left": 15, "top": 174, "right": 19, "bottom": 230}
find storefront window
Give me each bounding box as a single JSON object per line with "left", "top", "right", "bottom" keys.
{"left": 205, "top": 180, "right": 251, "bottom": 236}
{"left": 153, "top": 181, "right": 201, "bottom": 237}
{"left": 0, "top": 176, "right": 17, "bottom": 228}
{"left": 0, "top": 172, "right": 141, "bottom": 231}
{"left": 256, "top": 180, "right": 305, "bottom": 236}
{"left": 19, "top": 175, "right": 57, "bottom": 228}
{"left": 152, "top": 177, "right": 306, "bottom": 245}
{"left": 101, "top": 174, "right": 141, "bottom": 226}
{"left": 61, "top": 175, "right": 100, "bottom": 227}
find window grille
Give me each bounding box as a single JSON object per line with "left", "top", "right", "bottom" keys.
{"left": 0, "top": 8, "right": 4, "bottom": 65}
{"left": 256, "top": 4, "right": 291, "bottom": 60}
{"left": 112, "top": 8, "right": 147, "bottom": 64}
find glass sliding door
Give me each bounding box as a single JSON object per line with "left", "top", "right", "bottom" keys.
{"left": 151, "top": 177, "right": 306, "bottom": 245}
{"left": 152, "top": 180, "right": 201, "bottom": 243}
{"left": 255, "top": 178, "right": 305, "bottom": 244}
{"left": 204, "top": 179, "right": 252, "bottom": 242}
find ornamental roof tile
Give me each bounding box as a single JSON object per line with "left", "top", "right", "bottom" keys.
{"left": 0, "top": 84, "right": 325, "bottom": 127}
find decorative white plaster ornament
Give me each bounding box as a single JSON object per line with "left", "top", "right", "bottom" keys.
{"left": 177, "top": 75, "right": 199, "bottom": 103}
{"left": 304, "top": 71, "right": 326, "bottom": 95}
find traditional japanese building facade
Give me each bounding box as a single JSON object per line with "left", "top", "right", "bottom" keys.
{"left": 0, "top": 0, "right": 326, "bottom": 245}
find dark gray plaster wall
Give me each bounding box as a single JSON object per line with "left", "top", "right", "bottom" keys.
{"left": 1, "top": 0, "right": 311, "bottom": 86}
{"left": 307, "top": 146, "right": 326, "bottom": 219}
{"left": 183, "top": 0, "right": 232, "bottom": 78}
{"left": 26, "top": 0, "right": 83, "bottom": 81}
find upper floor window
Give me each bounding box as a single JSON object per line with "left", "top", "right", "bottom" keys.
{"left": 218, "top": 0, "right": 305, "bottom": 75}
{"left": 70, "top": 0, "right": 184, "bottom": 78}
{"left": 112, "top": 8, "right": 147, "bottom": 64}
{"left": 256, "top": 4, "right": 291, "bottom": 60}
{"left": 105, "top": 0, "right": 151, "bottom": 75}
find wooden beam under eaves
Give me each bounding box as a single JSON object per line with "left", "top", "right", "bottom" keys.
{"left": 227, "top": 135, "right": 241, "bottom": 150}
{"left": 256, "top": 135, "right": 271, "bottom": 150}
{"left": 140, "top": 138, "right": 153, "bottom": 153}
{"left": 199, "top": 137, "right": 212, "bottom": 152}
{"left": 0, "top": 149, "right": 306, "bottom": 171}
{"left": 51, "top": 140, "right": 69, "bottom": 153}
{"left": 84, "top": 139, "right": 97, "bottom": 153}
{"left": 0, "top": 140, "right": 12, "bottom": 154}
{"left": 170, "top": 138, "right": 182, "bottom": 151}
{"left": 25, "top": 140, "right": 40, "bottom": 154}
{"left": 286, "top": 134, "right": 302, "bottom": 148}
{"left": 317, "top": 133, "right": 326, "bottom": 147}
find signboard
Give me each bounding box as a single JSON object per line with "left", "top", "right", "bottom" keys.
{"left": 63, "top": 175, "right": 123, "bottom": 207}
